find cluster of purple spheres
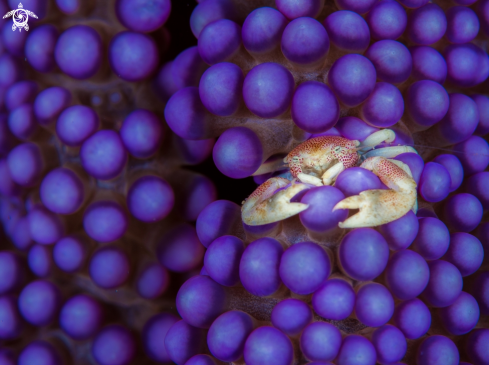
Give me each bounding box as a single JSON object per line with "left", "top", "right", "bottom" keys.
{"left": 160, "top": 0, "right": 489, "bottom": 364}
{"left": 0, "top": 0, "right": 489, "bottom": 364}
{"left": 0, "top": 0, "right": 223, "bottom": 364}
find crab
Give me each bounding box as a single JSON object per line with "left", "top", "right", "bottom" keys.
{"left": 241, "top": 129, "right": 418, "bottom": 228}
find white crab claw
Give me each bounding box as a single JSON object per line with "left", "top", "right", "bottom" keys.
{"left": 242, "top": 178, "right": 310, "bottom": 226}
{"left": 333, "top": 190, "right": 416, "bottom": 228}
{"left": 333, "top": 156, "right": 417, "bottom": 228}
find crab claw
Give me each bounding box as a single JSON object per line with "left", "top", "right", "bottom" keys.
{"left": 332, "top": 156, "right": 417, "bottom": 228}
{"left": 242, "top": 177, "right": 310, "bottom": 226}
{"left": 332, "top": 190, "right": 416, "bottom": 228}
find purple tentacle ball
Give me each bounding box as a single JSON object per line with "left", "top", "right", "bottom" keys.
{"left": 176, "top": 275, "right": 226, "bottom": 329}
{"left": 328, "top": 54, "right": 376, "bottom": 107}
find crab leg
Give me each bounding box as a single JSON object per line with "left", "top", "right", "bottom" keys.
{"left": 358, "top": 129, "right": 396, "bottom": 150}
{"left": 333, "top": 156, "right": 417, "bottom": 228}
{"left": 297, "top": 173, "right": 322, "bottom": 187}
{"left": 242, "top": 177, "right": 311, "bottom": 226}
{"left": 362, "top": 146, "right": 418, "bottom": 159}
{"left": 321, "top": 162, "right": 345, "bottom": 185}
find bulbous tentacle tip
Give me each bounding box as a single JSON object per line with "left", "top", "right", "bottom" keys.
{"left": 242, "top": 179, "right": 310, "bottom": 226}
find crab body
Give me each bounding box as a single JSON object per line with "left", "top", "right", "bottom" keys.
{"left": 242, "top": 130, "right": 419, "bottom": 228}
{"left": 285, "top": 136, "right": 360, "bottom": 180}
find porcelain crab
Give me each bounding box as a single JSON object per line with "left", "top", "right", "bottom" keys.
{"left": 242, "top": 129, "right": 418, "bottom": 228}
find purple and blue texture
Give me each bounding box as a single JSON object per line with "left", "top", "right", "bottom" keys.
{"left": 158, "top": 224, "right": 205, "bottom": 273}
{"left": 28, "top": 244, "right": 53, "bottom": 277}
{"left": 34, "top": 86, "right": 71, "bottom": 126}
{"left": 207, "top": 310, "right": 254, "bottom": 362}
{"left": 196, "top": 200, "right": 241, "bottom": 248}
{"left": 411, "top": 217, "right": 450, "bottom": 260}
{"left": 410, "top": 46, "right": 447, "bottom": 84}
{"left": 143, "top": 313, "right": 179, "bottom": 363}
{"left": 361, "top": 82, "right": 404, "bottom": 128}
{"left": 279, "top": 241, "right": 330, "bottom": 294}
{"left": 454, "top": 136, "right": 489, "bottom": 176}
{"left": 198, "top": 19, "right": 241, "bottom": 65}
{"left": 59, "top": 294, "right": 103, "bottom": 340}
{"left": 80, "top": 130, "right": 128, "bottom": 180}
{"left": 213, "top": 127, "right": 263, "bottom": 178}
{"left": 282, "top": 17, "right": 329, "bottom": 65}
{"left": 336, "top": 335, "right": 376, "bottom": 365}
{"left": 355, "top": 282, "right": 394, "bottom": 327}
{"left": 324, "top": 10, "right": 369, "bottom": 53}
{"left": 92, "top": 325, "right": 136, "bottom": 365}
{"left": 367, "top": 0, "right": 406, "bottom": 40}
{"left": 292, "top": 81, "right": 339, "bottom": 133}
{"left": 385, "top": 249, "right": 429, "bottom": 300}
{"left": 405, "top": 80, "right": 449, "bottom": 128}
{"left": 301, "top": 322, "right": 342, "bottom": 362}
{"left": 243, "top": 62, "right": 294, "bottom": 118}
{"left": 55, "top": 25, "right": 103, "bottom": 79}
{"left": 204, "top": 235, "right": 244, "bottom": 287}
{"left": 466, "top": 329, "right": 489, "bottom": 365}
{"left": 371, "top": 325, "right": 407, "bottom": 365}
{"left": 443, "top": 232, "right": 483, "bottom": 276}
{"left": 242, "top": 7, "right": 288, "bottom": 54}
{"left": 0, "top": 295, "right": 23, "bottom": 340}
{"left": 394, "top": 298, "right": 431, "bottom": 339}
{"left": 89, "top": 247, "right": 130, "bottom": 289}
{"left": 244, "top": 326, "right": 293, "bottom": 365}
{"left": 25, "top": 25, "right": 58, "bottom": 73}
{"left": 416, "top": 336, "right": 459, "bottom": 365}
{"left": 365, "top": 40, "right": 412, "bottom": 84}
{"left": 335, "top": 167, "right": 383, "bottom": 198}
{"left": 116, "top": 0, "right": 171, "bottom": 33}
{"left": 328, "top": 54, "right": 376, "bottom": 107}
{"left": 110, "top": 31, "right": 160, "bottom": 82}
{"left": 418, "top": 162, "right": 451, "bottom": 203}
{"left": 199, "top": 63, "right": 243, "bottom": 116}
{"left": 83, "top": 201, "right": 128, "bottom": 243}
{"left": 137, "top": 263, "right": 170, "bottom": 299}
{"left": 18, "top": 280, "right": 61, "bottom": 326}
{"left": 127, "top": 175, "right": 174, "bottom": 222}
{"left": 339, "top": 228, "right": 389, "bottom": 281}
{"left": 312, "top": 278, "right": 355, "bottom": 320}
{"left": 40, "top": 168, "right": 85, "bottom": 215}
{"left": 445, "top": 43, "right": 489, "bottom": 87}
{"left": 120, "top": 109, "right": 164, "bottom": 158}
{"left": 56, "top": 105, "right": 99, "bottom": 146}
{"left": 239, "top": 237, "right": 283, "bottom": 296}
{"left": 0, "top": 252, "right": 25, "bottom": 294}
{"left": 28, "top": 205, "right": 64, "bottom": 245}
{"left": 379, "top": 210, "right": 419, "bottom": 251}
{"left": 176, "top": 275, "right": 226, "bottom": 329}
{"left": 439, "top": 291, "right": 479, "bottom": 335}
{"left": 271, "top": 298, "right": 312, "bottom": 336}
{"left": 422, "top": 260, "right": 463, "bottom": 308}
{"left": 18, "top": 341, "right": 62, "bottom": 365}
{"left": 407, "top": 3, "right": 447, "bottom": 45}
{"left": 444, "top": 193, "right": 483, "bottom": 232}
{"left": 276, "top": 0, "right": 323, "bottom": 19}
{"left": 165, "top": 320, "right": 207, "bottom": 364}
{"left": 432, "top": 154, "right": 464, "bottom": 192}
{"left": 299, "top": 186, "right": 348, "bottom": 233}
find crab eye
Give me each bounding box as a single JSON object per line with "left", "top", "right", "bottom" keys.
{"left": 334, "top": 146, "right": 342, "bottom": 153}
